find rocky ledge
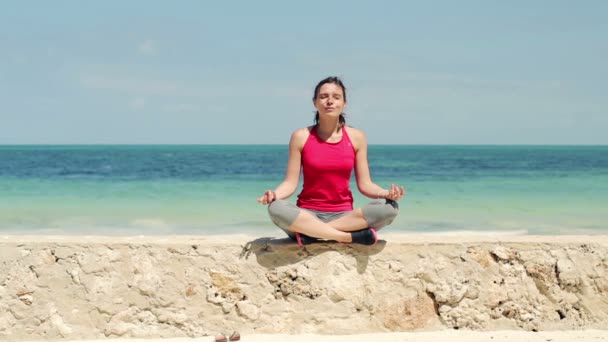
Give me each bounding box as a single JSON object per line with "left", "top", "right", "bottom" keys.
{"left": 1, "top": 235, "right": 607, "bottom": 340}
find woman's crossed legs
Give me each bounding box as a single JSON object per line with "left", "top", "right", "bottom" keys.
{"left": 267, "top": 199, "right": 399, "bottom": 244}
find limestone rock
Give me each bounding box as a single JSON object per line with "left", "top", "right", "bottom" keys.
{"left": 50, "top": 313, "right": 72, "bottom": 337}
{"left": 556, "top": 258, "right": 580, "bottom": 289}
{"left": 18, "top": 293, "right": 33, "bottom": 305}
{"left": 466, "top": 247, "right": 494, "bottom": 268}
{"left": 376, "top": 292, "right": 439, "bottom": 330}
{"left": 266, "top": 267, "right": 321, "bottom": 299}
{"left": 491, "top": 246, "right": 517, "bottom": 262}
{"left": 151, "top": 308, "right": 188, "bottom": 325}
{"left": 426, "top": 277, "right": 469, "bottom": 306}
{"left": 1, "top": 237, "right": 608, "bottom": 339}
{"left": 236, "top": 300, "right": 260, "bottom": 320}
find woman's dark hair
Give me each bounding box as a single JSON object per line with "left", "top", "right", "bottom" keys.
{"left": 313, "top": 76, "right": 347, "bottom": 129}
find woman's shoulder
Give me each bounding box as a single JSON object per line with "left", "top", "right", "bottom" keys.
{"left": 290, "top": 127, "right": 313, "bottom": 147}
{"left": 344, "top": 126, "right": 367, "bottom": 143}
{"left": 292, "top": 126, "right": 313, "bottom": 139}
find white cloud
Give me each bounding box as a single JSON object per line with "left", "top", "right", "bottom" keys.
{"left": 130, "top": 97, "right": 146, "bottom": 110}
{"left": 79, "top": 73, "right": 306, "bottom": 98}
{"left": 162, "top": 104, "right": 199, "bottom": 112}
{"left": 11, "top": 54, "right": 27, "bottom": 64}
{"left": 46, "top": 47, "right": 57, "bottom": 58}
{"left": 137, "top": 39, "right": 157, "bottom": 55}
{"left": 80, "top": 74, "right": 180, "bottom": 95}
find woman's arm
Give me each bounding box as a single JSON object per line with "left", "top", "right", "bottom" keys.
{"left": 349, "top": 127, "right": 405, "bottom": 200}
{"left": 257, "top": 128, "right": 308, "bottom": 204}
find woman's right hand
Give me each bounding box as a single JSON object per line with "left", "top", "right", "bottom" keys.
{"left": 256, "top": 190, "right": 277, "bottom": 205}
{"left": 380, "top": 183, "right": 406, "bottom": 201}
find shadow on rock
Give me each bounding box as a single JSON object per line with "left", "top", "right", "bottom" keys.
{"left": 239, "top": 237, "right": 386, "bottom": 273}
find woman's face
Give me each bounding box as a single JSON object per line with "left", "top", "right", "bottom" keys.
{"left": 314, "top": 83, "right": 346, "bottom": 118}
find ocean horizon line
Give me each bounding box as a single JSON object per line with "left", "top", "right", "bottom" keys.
{"left": 1, "top": 143, "right": 607, "bottom": 147}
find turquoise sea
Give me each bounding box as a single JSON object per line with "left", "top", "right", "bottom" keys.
{"left": 0, "top": 145, "right": 606, "bottom": 236}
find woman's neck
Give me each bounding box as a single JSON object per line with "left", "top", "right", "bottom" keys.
{"left": 316, "top": 118, "right": 341, "bottom": 140}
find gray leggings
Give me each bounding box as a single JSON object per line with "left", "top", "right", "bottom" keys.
{"left": 267, "top": 199, "right": 399, "bottom": 240}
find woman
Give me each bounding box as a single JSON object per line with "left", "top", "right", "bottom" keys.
{"left": 257, "top": 76, "right": 405, "bottom": 246}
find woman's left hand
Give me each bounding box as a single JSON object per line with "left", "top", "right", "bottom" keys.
{"left": 383, "top": 183, "right": 406, "bottom": 201}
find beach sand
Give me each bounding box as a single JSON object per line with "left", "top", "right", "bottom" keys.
{"left": 70, "top": 330, "right": 608, "bottom": 342}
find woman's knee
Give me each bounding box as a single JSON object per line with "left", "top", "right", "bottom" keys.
{"left": 363, "top": 199, "right": 400, "bottom": 228}
{"left": 267, "top": 199, "right": 284, "bottom": 217}
{"left": 381, "top": 199, "right": 400, "bottom": 221}
{"left": 267, "top": 200, "right": 299, "bottom": 228}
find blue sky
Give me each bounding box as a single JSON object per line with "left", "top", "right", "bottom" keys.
{"left": 1, "top": 1, "right": 606, "bottom": 144}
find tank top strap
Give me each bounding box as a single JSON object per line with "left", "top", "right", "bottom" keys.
{"left": 341, "top": 125, "right": 350, "bottom": 141}
{"left": 342, "top": 126, "right": 355, "bottom": 152}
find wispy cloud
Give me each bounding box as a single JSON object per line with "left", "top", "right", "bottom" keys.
{"left": 137, "top": 39, "right": 158, "bottom": 55}
{"left": 46, "top": 47, "right": 57, "bottom": 58}
{"left": 10, "top": 53, "right": 28, "bottom": 64}
{"left": 162, "top": 104, "right": 199, "bottom": 112}
{"left": 79, "top": 72, "right": 306, "bottom": 98}
{"left": 297, "top": 49, "right": 564, "bottom": 92}
{"left": 130, "top": 97, "right": 146, "bottom": 110}
{"left": 80, "top": 74, "right": 181, "bottom": 95}
{"left": 393, "top": 72, "right": 563, "bottom": 91}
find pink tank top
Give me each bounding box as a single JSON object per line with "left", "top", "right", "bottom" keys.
{"left": 297, "top": 126, "right": 356, "bottom": 212}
